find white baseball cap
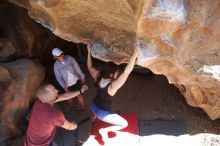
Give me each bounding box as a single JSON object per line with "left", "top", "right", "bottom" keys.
{"left": 52, "top": 48, "right": 63, "bottom": 57}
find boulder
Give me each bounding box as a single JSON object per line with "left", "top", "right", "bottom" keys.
{"left": 7, "top": 0, "right": 220, "bottom": 119}
{"left": 0, "top": 0, "right": 63, "bottom": 62}
{"left": 0, "top": 59, "right": 44, "bottom": 142}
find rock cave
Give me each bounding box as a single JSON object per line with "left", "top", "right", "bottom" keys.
{"left": 1, "top": 0, "right": 220, "bottom": 145}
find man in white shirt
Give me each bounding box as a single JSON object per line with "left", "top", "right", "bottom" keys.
{"left": 52, "top": 48, "right": 87, "bottom": 110}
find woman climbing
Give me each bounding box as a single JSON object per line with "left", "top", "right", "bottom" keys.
{"left": 86, "top": 43, "right": 139, "bottom": 143}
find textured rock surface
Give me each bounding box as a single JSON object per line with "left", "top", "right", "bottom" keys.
{"left": 0, "top": 59, "right": 44, "bottom": 142}
{"left": 8, "top": 0, "right": 220, "bottom": 119}
{"left": 0, "top": 0, "right": 67, "bottom": 62}
{"left": 0, "top": 0, "right": 86, "bottom": 64}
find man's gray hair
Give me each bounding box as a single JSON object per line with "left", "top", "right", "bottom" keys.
{"left": 36, "top": 84, "right": 52, "bottom": 103}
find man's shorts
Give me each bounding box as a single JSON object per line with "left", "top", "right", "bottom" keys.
{"left": 68, "top": 80, "right": 82, "bottom": 91}
{"left": 59, "top": 80, "right": 82, "bottom": 94}
{"left": 91, "top": 102, "right": 114, "bottom": 119}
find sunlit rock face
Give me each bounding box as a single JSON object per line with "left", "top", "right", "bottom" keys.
{"left": 8, "top": 0, "right": 220, "bottom": 119}
{"left": 0, "top": 59, "right": 44, "bottom": 142}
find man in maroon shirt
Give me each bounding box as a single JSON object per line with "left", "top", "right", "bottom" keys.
{"left": 24, "top": 84, "right": 88, "bottom": 146}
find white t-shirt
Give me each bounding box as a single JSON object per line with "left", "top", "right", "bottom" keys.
{"left": 67, "top": 71, "right": 78, "bottom": 86}
{"left": 99, "top": 79, "right": 111, "bottom": 88}
{"left": 61, "top": 61, "right": 78, "bottom": 86}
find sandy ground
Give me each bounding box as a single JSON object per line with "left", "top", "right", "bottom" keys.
{"left": 81, "top": 70, "right": 220, "bottom": 146}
